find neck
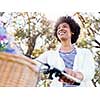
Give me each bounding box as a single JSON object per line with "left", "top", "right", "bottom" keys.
{"left": 60, "top": 40, "right": 74, "bottom": 52}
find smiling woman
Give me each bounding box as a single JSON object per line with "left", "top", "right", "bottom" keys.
{"left": 34, "top": 15, "right": 96, "bottom": 87}
{"left": 54, "top": 16, "right": 80, "bottom": 44}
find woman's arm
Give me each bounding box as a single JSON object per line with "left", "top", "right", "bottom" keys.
{"left": 77, "top": 49, "right": 96, "bottom": 82}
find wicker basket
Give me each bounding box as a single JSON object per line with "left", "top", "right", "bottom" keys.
{"left": 0, "top": 52, "right": 39, "bottom": 87}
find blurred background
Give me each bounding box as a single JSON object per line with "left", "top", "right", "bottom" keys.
{"left": 0, "top": 0, "right": 100, "bottom": 87}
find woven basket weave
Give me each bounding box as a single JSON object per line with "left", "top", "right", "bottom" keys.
{"left": 0, "top": 52, "right": 39, "bottom": 87}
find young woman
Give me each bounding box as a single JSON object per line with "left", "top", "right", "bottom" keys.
{"left": 35, "top": 16, "right": 95, "bottom": 87}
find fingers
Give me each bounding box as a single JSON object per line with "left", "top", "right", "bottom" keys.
{"left": 64, "top": 67, "right": 76, "bottom": 77}
{"left": 75, "top": 72, "right": 84, "bottom": 80}
{"left": 64, "top": 68, "right": 84, "bottom": 81}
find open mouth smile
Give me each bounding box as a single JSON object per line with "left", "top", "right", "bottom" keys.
{"left": 58, "top": 31, "right": 66, "bottom": 35}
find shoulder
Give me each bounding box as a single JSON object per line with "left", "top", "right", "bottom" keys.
{"left": 44, "top": 50, "right": 57, "bottom": 55}
{"left": 40, "top": 50, "right": 57, "bottom": 56}
{"left": 76, "top": 47, "right": 91, "bottom": 53}
{"left": 76, "top": 47, "right": 93, "bottom": 56}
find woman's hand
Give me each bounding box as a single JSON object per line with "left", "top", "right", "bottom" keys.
{"left": 59, "top": 67, "right": 84, "bottom": 85}
{"left": 64, "top": 67, "right": 84, "bottom": 81}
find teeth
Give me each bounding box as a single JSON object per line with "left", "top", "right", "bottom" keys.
{"left": 59, "top": 32, "right": 65, "bottom": 35}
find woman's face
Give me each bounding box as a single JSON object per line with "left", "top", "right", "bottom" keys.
{"left": 57, "top": 22, "right": 72, "bottom": 42}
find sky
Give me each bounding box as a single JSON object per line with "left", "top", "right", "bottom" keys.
{"left": 1, "top": 0, "right": 100, "bottom": 21}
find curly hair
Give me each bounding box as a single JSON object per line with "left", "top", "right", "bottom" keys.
{"left": 54, "top": 16, "right": 80, "bottom": 44}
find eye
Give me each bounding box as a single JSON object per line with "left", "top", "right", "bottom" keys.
{"left": 63, "top": 24, "right": 69, "bottom": 28}
{"left": 63, "top": 25, "right": 67, "bottom": 28}
{"left": 57, "top": 23, "right": 69, "bottom": 30}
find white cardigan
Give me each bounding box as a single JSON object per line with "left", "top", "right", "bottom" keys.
{"left": 35, "top": 48, "right": 96, "bottom": 87}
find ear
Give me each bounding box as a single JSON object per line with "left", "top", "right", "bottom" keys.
{"left": 71, "top": 32, "right": 74, "bottom": 35}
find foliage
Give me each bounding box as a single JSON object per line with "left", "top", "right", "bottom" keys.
{"left": 3, "top": 12, "right": 57, "bottom": 57}
{"left": 74, "top": 12, "right": 100, "bottom": 86}
{"left": 32, "top": 48, "right": 44, "bottom": 58}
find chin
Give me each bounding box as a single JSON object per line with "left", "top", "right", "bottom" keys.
{"left": 60, "top": 37, "right": 68, "bottom": 41}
